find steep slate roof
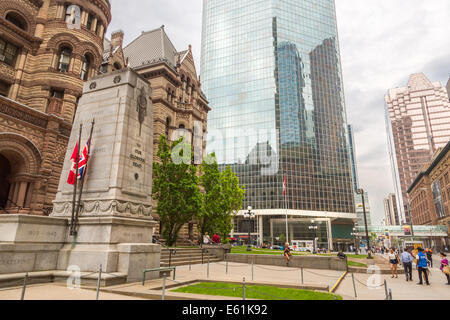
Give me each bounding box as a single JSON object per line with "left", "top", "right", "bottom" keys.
{"left": 123, "top": 26, "right": 179, "bottom": 70}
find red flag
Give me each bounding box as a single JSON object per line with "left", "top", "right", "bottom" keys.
{"left": 67, "top": 142, "right": 79, "bottom": 185}
{"left": 283, "top": 176, "right": 286, "bottom": 195}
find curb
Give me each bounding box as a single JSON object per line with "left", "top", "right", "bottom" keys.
{"left": 329, "top": 271, "right": 347, "bottom": 293}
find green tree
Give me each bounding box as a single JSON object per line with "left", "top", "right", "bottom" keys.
{"left": 216, "top": 166, "right": 245, "bottom": 242}
{"left": 198, "top": 154, "right": 245, "bottom": 244}
{"left": 152, "top": 135, "right": 202, "bottom": 247}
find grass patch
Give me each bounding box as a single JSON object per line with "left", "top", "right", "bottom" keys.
{"left": 347, "top": 260, "right": 367, "bottom": 268}
{"left": 346, "top": 254, "right": 368, "bottom": 259}
{"left": 172, "top": 282, "right": 342, "bottom": 300}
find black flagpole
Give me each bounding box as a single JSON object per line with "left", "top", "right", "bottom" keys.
{"left": 73, "top": 119, "right": 95, "bottom": 235}
{"left": 70, "top": 124, "right": 82, "bottom": 236}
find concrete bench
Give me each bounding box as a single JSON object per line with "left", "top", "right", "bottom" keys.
{"left": 142, "top": 267, "right": 176, "bottom": 286}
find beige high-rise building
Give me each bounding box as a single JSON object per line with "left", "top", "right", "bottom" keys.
{"left": 384, "top": 193, "right": 400, "bottom": 226}
{"left": 385, "top": 73, "right": 450, "bottom": 224}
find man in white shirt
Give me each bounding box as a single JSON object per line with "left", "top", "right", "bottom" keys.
{"left": 401, "top": 248, "right": 414, "bottom": 282}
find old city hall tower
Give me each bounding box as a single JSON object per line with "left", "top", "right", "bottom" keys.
{"left": 0, "top": 0, "right": 111, "bottom": 215}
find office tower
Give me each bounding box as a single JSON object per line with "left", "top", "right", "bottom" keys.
{"left": 201, "top": 0, "right": 356, "bottom": 250}
{"left": 386, "top": 73, "right": 450, "bottom": 223}
{"left": 384, "top": 193, "right": 401, "bottom": 226}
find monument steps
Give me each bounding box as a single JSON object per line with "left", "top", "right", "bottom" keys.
{"left": 160, "top": 248, "right": 221, "bottom": 267}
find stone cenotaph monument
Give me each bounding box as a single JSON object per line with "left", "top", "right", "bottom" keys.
{"left": 51, "top": 68, "right": 159, "bottom": 281}
{"left": 0, "top": 69, "right": 159, "bottom": 284}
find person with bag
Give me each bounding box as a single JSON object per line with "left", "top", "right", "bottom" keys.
{"left": 388, "top": 248, "right": 400, "bottom": 278}
{"left": 439, "top": 252, "right": 450, "bottom": 285}
{"left": 416, "top": 247, "right": 430, "bottom": 285}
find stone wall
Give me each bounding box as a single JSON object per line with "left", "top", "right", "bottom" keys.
{"left": 226, "top": 254, "right": 348, "bottom": 271}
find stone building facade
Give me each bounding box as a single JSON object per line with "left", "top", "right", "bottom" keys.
{"left": 0, "top": 0, "right": 111, "bottom": 215}
{"left": 408, "top": 141, "right": 450, "bottom": 249}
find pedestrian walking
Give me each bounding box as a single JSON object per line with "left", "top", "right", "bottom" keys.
{"left": 416, "top": 248, "right": 430, "bottom": 285}
{"left": 284, "top": 242, "right": 292, "bottom": 266}
{"left": 439, "top": 252, "right": 450, "bottom": 285}
{"left": 426, "top": 248, "right": 433, "bottom": 268}
{"left": 401, "top": 248, "right": 414, "bottom": 282}
{"left": 388, "top": 248, "right": 400, "bottom": 278}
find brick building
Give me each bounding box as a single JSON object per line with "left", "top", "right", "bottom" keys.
{"left": 0, "top": 0, "right": 111, "bottom": 215}
{"left": 407, "top": 141, "right": 450, "bottom": 249}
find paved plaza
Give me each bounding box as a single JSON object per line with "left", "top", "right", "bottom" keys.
{"left": 0, "top": 258, "right": 448, "bottom": 300}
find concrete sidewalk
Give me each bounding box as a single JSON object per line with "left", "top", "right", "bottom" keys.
{"left": 0, "top": 262, "right": 347, "bottom": 300}
{"left": 336, "top": 265, "right": 450, "bottom": 300}
{"left": 0, "top": 283, "right": 147, "bottom": 300}
{"left": 101, "top": 261, "right": 347, "bottom": 300}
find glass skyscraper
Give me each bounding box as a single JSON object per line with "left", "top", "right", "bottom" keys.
{"left": 201, "top": 0, "right": 356, "bottom": 249}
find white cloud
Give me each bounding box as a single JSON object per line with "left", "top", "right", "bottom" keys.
{"left": 108, "top": 0, "right": 450, "bottom": 225}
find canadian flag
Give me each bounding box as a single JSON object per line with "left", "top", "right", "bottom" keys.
{"left": 67, "top": 142, "right": 79, "bottom": 185}
{"left": 283, "top": 176, "right": 286, "bottom": 195}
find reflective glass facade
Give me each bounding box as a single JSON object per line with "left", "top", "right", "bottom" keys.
{"left": 201, "top": 0, "right": 355, "bottom": 214}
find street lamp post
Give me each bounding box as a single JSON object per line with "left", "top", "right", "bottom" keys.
{"left": 351, "top": 227, "right": 358, "bottom": 254}
{"left": 246, "top": 206, "right": 253, "bottom": 252}
{"left": 357, "top": 188, "right": 372, "bottom": 259}
{"left": 309, "top": 220, "right": 318, "bottom": 254}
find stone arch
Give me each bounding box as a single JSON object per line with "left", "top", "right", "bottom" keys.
{"left": 1, "top": 1, "right": 37, "bottom": 34}
{"left": 47, "top": 33, "right": 81, "bottom": 53}
{"left": 80, "top": 41, "right": 102, "bottom": 67}
{"left": 0, "top": 133, "right": 42, "bottom": 212}
{"left": 0, "top": 133, "right": 41, "bottom": 175}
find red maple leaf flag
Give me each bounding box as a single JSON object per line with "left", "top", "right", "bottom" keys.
{"left": 67, "top": 142, "right": 79, "bottom": 185}
{"left": 283, "top": 176, "right": 286, "bottom": 195}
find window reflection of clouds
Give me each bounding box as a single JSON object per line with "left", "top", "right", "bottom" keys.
{"left": 201, "top": 0, "right": 354, "bottom": 213}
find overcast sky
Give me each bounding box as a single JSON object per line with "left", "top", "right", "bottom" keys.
{"left": 107, "top": 0, "right": 450, "bottom": 225}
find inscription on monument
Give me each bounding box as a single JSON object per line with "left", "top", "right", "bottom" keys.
{"left": 130, "top": 143, "right": 145, "bottom": 169}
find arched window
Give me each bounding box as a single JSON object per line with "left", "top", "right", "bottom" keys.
{"left": 80, "top": 54, "right": 91, "bottom": 80}
{"left": 166, "top": 88, "right": 171, "bottom": 101}
{"left": 5, "top": 12, "right": 27, "bottom": 31}
{"left": 179, "top": 124, "right": 185, "bottom": 129}
{"left": 57, "top": 46, "right": 72, "bottom": 72}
